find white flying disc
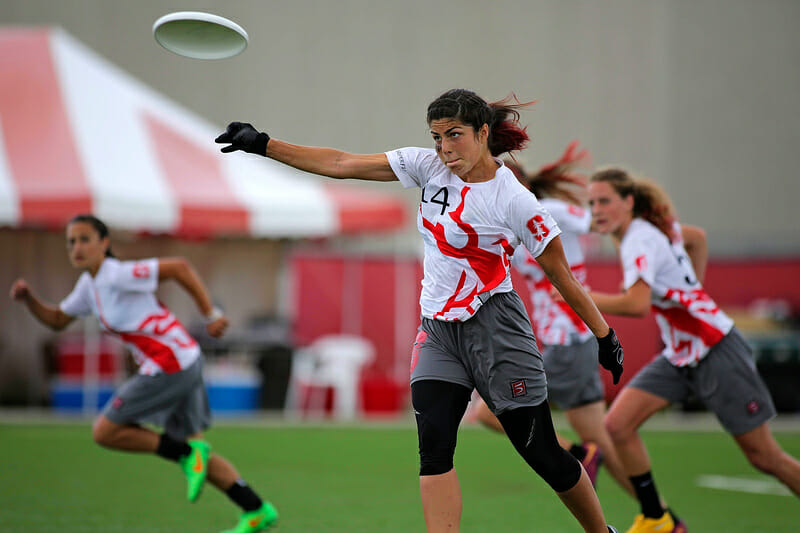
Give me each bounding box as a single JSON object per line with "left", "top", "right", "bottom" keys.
{"left": 153, "top": 11, "right": 248, "bottom": 60}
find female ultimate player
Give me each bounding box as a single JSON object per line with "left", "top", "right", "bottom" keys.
{"left": 216, "top": 89, "right": 624, "bottom": 533}
{"left": 587, "top": 168, "right": 800, "bottom": 533}
{"left": 9, "top": 214, "right": 277, "bottom": 533}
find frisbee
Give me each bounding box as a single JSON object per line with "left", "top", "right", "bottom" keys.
{"left": 153, "top": 11, "right": 248, "bottom": 60}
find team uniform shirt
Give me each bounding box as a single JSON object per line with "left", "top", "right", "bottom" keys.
{"left": 620, "top": 219, "right": 733, "bottom": 366}
{"left": 386, "top": 147, "right": 561, "bottom": 321}
{"left": 60, "top": 257, "right": 201, "bottom": 375}
{"left": 512, "top": 198, "right": 593, "bottom": 346}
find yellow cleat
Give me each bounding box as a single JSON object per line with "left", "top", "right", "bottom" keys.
{"left": 625, "top": 512, "right": 675, "bottom": 533}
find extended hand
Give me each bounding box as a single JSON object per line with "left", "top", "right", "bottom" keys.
{"left": 205, "top": 316, "right": 229, "bottom": 338}
{"left": 215, "top": 122, "right": 270, "bottom": 155}
{"left": 10, "top": 279, "right": 30, "bottom": 301}
{"left": 597, "top": 328, "right": 624, "bottom": 384}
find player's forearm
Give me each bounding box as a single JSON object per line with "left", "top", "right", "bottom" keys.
{"left": 590, "top": 290, "right": 649, "bottom": 317}
{"left": 174, "top": 262, "right": 214, "bottom": 316}
{"left": 265, "top": 140, "right": 348, "bottom": 178}
{"left": 266, "top": 140, "right": 395, "bottom": 181}
{"left": 22, "top": 293, "right": 71, "bottom": 330}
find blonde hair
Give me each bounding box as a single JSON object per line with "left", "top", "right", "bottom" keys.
{"left": 590, "top": 167, "right": 678, "bottom": 241}
{"left": 505, "top": 140, "right": 590, "bottom": 206}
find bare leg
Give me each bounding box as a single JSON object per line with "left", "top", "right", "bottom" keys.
{"left": 474, "top": 398, "right": 505, "bottom": 433}
{"left": 92, "top": 415, "right": 159, "bottom": 452}
{"left": 556, "top": 468, "right": 610, "bottom": 533}
{"left": 734, "top": 422, "right": 800, "bottom": 496}
{"left": 420, "top": 469, "right": 461, "bottom": 532}
{"left": 185, "top": 432, "right": 241, "bottom": 491}
{"left": 604, "top": 387, "right": 670, "bottom": 476}
{"left": 94, "top": 418, "right": 242, "bottom": 492}
{"left": 567, "top": 401, "right": 635, "bottom": 497}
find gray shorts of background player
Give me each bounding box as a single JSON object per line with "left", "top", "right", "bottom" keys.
{"left": 628, "top": 327, "right": 775, "bottom": 435}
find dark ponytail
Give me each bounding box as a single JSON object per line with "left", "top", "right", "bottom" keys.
{"left": 68, "top": 214, "right": 115, "bottom": 257}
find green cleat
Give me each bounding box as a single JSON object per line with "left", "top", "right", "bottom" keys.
{"left": 221, "top": 502, "right": 279, "bottom": 533}
{"left": 178, "top": 439, "right": 210, "bottom": 502}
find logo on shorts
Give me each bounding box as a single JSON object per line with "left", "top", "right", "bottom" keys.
{"left": 746, "top": 399, "right": 760, "bottom": 415}
{"left": 111, "top": 397, "right": 124, "bottom": 410}
{"left": 510, "top": 380, "right": 527, "bottom": 398}
{"left": 410, "top": 330, "right": 428, "bottom": 375}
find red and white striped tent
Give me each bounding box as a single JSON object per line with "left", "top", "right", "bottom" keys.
{"left": 0, "top": 27, "right": 406, "bottom": 238}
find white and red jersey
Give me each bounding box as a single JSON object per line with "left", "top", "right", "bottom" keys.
{"left": 512, "top": 198, "right": 593, "bottom": 346}
{"left": 60, "top": 257, "right": 200, "bottom": 375}
{"left": 620, "top": 219, "right": 733, "bottom": 366}
{"left": 386, "top": 147, "right": 561, "bottom": 321}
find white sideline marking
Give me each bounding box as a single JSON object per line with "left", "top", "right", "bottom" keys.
{"left": 696, "top": 475, "right": 792, "bottom": 496}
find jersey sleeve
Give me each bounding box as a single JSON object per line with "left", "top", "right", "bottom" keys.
{"left": 385, "top": 147, "right": 439, "bottom": 189}
{"left": 59, "top": 275, "right": 93, "bottom": 317}
{"left": 112, "top": 258, "right": 159, "bottom": 293}
{"left": 541, "top": 199, "right": 591, "bottom": 235}
{"left": 620, "top": 233, "right": 660, "bottom": 290}
{"left": 509, "top": 191, "right": 562, "bottom": 258}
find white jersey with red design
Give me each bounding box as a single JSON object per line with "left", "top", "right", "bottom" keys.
{"left": 512, "top": 198, "right": 593, "bottom": 346}
{"left": 621, "top": 218, "right": 733, "bottom": 366}
{"left": 386, "top": 147, "right": 561, "bottom": 321}
{"left": 59, "top": 257, "right": 200, "bottom": 375}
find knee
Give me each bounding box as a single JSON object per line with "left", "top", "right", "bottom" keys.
{"left": 91, "top": 417, "right": 115, "bottom": 448}
{"left": 419, "top": 440, "right": 456, "bottom": 476}
{"left": 743, "top": 445, "right": 780, "bottom": 475}
{"left": 604, "top": 413, "right": 631, "bottom": 444}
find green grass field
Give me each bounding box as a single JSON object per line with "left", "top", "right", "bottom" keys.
{"left": 1, "top": 420, "right": 799, "bottom": 532}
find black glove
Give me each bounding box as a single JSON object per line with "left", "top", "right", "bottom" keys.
{"left": 215, "top": 122, "right": 270, "bottom": 155}
{"left": 597, "top": 328, "right": 624, "bottom": 385}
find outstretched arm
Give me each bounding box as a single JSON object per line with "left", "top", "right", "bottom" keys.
{"left": 681, "top": 223, "right": 708, "bottom": 284}
{"left": 215, "top": 122, "right": 398, "bottom": 182}
{"left": 9, "top": 279, "right": 74, "bottom": 331}
{"left": 158, "top": 258, "right": 228, "bottom": 338}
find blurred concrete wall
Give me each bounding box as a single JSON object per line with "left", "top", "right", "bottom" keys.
{"left": 2, "top": 0, "right": 799, "bottom": 255}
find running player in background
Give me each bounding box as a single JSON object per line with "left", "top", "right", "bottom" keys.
{"left": 587, "top": 168, "right": 800, "bottom": 533}
{"left": 216, "top": 89, "right": 623, "bottom": 533}
{"left": 474, "top": 147, "right": 686, "bottom": 530}
{"left": 9, "top": 214, "right": 277, "bottom": 533}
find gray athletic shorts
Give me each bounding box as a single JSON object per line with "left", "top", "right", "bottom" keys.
{"left": 410, "top": 291, "right": 547, "bottom": 415}
{"left": 628, "top": 327, "right": 776, "bottom": 435}
{"left": 543, "top": 336, "right": 604, "bottom": 409}
{"left": 102, "top": 358, "right": 211, "bottom": 440}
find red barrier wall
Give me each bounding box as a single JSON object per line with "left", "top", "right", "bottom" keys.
{"left": 290, "top": 252, "right": 800, "bottom": 412}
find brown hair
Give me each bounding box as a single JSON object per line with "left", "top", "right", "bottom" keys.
{"left": 590, "top": 167, "right": 678, "bottom": 241}
{"left": 504, "top": 140, "right": 590, "bottom": 206}
{"left": 426, "top": 89, "right": 533, "bottom": 157}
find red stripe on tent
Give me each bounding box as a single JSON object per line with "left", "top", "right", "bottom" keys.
{"left": 0, "top": 29, "right": 90, "bottom": 226}
{"left": 144, "top": 113, "right": 248, "bottom": 237}
{"left": 323, "top": 183, "right": 406, "bottom": 233}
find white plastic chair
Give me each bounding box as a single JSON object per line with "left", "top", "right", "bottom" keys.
{"left": 284, "top": 334, "right": 375, "bottom": 420}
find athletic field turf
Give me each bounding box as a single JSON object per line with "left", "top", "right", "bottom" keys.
{"left": 1, "top": 418, "right": 798, "bottom": 532}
